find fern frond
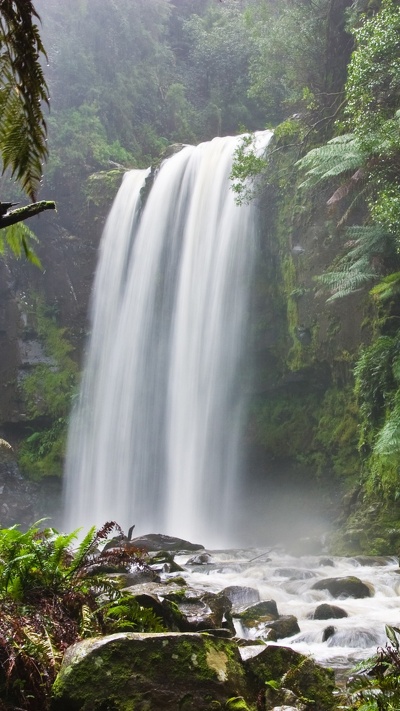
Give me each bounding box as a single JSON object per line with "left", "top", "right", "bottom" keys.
{"left": 0, "top": 1, "right": 49, "bottom": 199}
{"left": 297, "top": 134, "right": 364, "bottom": 189}
{"left": 370, "top": 272, "right": 400, "bottom": 302}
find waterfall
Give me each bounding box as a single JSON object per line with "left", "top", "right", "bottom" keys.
{"left": 64, "top": 132, "right": 272, "bottom": 547}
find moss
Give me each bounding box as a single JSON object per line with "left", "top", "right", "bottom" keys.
{"left": 52, "top": 633, "right": 250, "bottom": 711}
{"left": 225, "top": 698, "right": 250, "bottom": 710}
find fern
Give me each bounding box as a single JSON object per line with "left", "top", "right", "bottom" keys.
{"left": 0, "top": 1, "right": 49, "bottom": 200}
{"left": 296, "top": 133, "right": 364, "bottom": 189}
{"left": 316, "top": 225, "right": 389, "bottom": 301}
{"left": 370, "top": 272, "right": 400, "bottom": 302}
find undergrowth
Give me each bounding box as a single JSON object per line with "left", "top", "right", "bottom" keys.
{"left": 0, "top": 520, "right": 163, "bottom": 711}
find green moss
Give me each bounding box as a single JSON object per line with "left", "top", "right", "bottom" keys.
{"left": 225, "top": 698, "right": 250, "bottom": 711}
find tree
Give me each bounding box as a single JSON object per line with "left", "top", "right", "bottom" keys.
{"left": 0, "top": 0, "right": 55, "bottom": 243}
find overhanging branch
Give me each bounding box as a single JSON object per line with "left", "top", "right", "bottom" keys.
{"left": 0, "top": 200, "right": 56, "bottom": 228}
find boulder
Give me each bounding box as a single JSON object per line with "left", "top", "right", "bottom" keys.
{"left": 244, "top": 645, "right": 337, "bottom": 711}
{"left": 311, "top": 603, "right": 348, "bottom": 620}
{"left": 51, "top": 632, "right": 249, "bottom": 711}
{"left": 124, "top": 582, "right": 233, "bottom": 632}
{"left": 237, "top": 600, "right": 279, "bottom": 623}
{"left": 130, "top": 533, "right": 204, "bottom": 552}
{"left": 311, "top": 576, "right": 373, "bottom": 598}
{"left": 263, "top": 616, "right": 300, "bottom": 640}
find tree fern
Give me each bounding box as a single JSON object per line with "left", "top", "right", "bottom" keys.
{"left": 316, "top": 225, "right": 389, "bottom": 301}
{"left": 296, "top": 134, "right": 364, "bottom": 189}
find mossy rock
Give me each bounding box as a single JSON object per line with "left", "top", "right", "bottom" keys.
{"left": 51, "top": 632, "right": 250, "bottom": 711}
{"left": 237, "top": 600, "right": 278, "bottom": 623}
{"left": 244, "top": 645, "right": 337, "bottom": 711}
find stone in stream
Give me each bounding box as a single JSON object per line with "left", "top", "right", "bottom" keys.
{"left": 311, "top": 603, "right": 348, "bottom": 620}
{"left": 311, "top": 576, "right": 374, "bottom": 598}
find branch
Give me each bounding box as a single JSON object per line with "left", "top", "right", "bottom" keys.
{"left": 0, "top": 201, "right": 56, "bottom": 228}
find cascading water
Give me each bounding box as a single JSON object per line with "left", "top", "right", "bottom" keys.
{"left": 64, "top": 132, "right": 272, "bottom": 546}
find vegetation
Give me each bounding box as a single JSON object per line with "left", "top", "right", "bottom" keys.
{"left": 18, "top": 298, "right": 78, "bottom": 478}
{"left": 0, "top": 0, "right": 55, "bottom": 247}
{"left": 344, "top": 625, "right": 400, "bottom": 711}
{"left": 0, "top": 520, "right": 163, "bottom": 711}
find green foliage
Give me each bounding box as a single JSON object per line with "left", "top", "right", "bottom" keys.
{"left": 0, "top": 221, "right": 41, "bottom": 266}
{"left": 18, "top": 298, "right": 78, "bottom": 478}
{"left": 296, "top": 134, "right": 364, "bottom": 190}
{"left": 247, "top": 0, "right": 352, "bottom": 129}
{"left": 230, "top": 132, "right": 269, "bottom": 205}
{"left": 0, "top": 521, "right": 164, "bottom": 711}
{"left": 0, "top": 0, "right": 49, "bottom": 200}
{"left": 315, "top": 225, "right": 389, "bottom": 301}
{"left": 344, "top": 625, "right": 400, "bottom": 711}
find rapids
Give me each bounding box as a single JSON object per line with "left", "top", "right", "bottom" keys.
{"left": 173, "top": 547, "right": 400, "bottom": 672}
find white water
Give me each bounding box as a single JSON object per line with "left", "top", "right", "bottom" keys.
{"left": 64, "top": 133, "right": 272, "bottom": 546}
{"left": 174, "top": 547, "right": 400, "bottom": 672}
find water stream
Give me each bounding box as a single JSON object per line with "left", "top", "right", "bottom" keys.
{"left": 174, "top": 547, "right": 400, "bottom": 672}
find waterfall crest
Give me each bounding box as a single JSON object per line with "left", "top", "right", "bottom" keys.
{"left": 64, "top": 133, "right": 272, "bottom": 547}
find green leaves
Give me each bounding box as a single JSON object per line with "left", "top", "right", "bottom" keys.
{"left": 0, "top": 0, "right": 49, "bottom": 200}
{"left": 296, "top": 134, "right": 364, "bottom": 190}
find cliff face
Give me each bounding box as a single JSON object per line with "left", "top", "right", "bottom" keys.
{"left": 0, "top": 198, "right": 111, "bottom": 430}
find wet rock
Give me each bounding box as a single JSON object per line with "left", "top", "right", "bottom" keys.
{"left": 237, "top": 600, "right": 279, "bottom": 623}
{"left": 352, "top": 555, "right": 394, "bottom": 567}
{"left": 186, "top": 552, "right": 214, "bottom": 565}
{"left": 148, "top": 550, "right": 184, "bottom": 573}
{"left": 222, "top": 585, "right": 261, "bottom": 613}
{"left": 322, "top": 625, "right": 336, "bottom": 642}
{"left": 244, "top": 645, "right": 337, "bottom": 711}
{"left": 123, "top": 582, "right": 233, "bottom": 633}
{"left": 107, "top": 569, "right": 161, "bottom": 588}
{"left": 318, "top": 558, "right": 335, "bottom": 567}
{"left": 130, "top": 533, "right": 204, "bottom": 552}
{"left": 263, "top": 615, "right": 300, "bottom": 640}
{"left": 311, "top": 576, "right": 374, "bottom": 598}
{"left": 51, "top": 632, "right": 249, "bottom": 711}
{"left": 0, "top": 440, "right": 39, "bottom": 528}
{"left": 312, "top": 603, "right": 348, "bottom": 620}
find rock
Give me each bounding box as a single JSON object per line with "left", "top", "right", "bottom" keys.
{"left": 237, "top": 600, "right": 279, "bottom": 623}
{"left": 186, "top": 552, "right": 214, "bottom": 565}
{"left": 244, "top": 645, "right": 337, "bottom": 711}
{"left": 312, "top": 603, "right": 348, "bottom": 620}
{"left": 130, "top": 533, "right": 204, "bottom": 552}
{"left": 51, "top": 632, "right": 249, "bottom": 711}
{"left": 123, "top": 582, "right": 233, "bottom": 632}
{"left": 263, "top": 616, "right": 300, "bottom": 640}
{"left": 352, "top": 556, "right": 394, "bottom": 567}
{"left": 108, "top": 568, "right": 161, "bottom": 587}
{"left": 222, "top": 586, "right": 260, "bottom": 613}
{"left": 148, "top": 551, "right": 184, "bottom": 573}
{"left": 311, "top": 576, "right": 374, "bottom": 598}
{"left": 322, "top": 625, "right": 336, "bottom": 642}
{"left": 318, "top": 558, "right": 335, "bottom": 567}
